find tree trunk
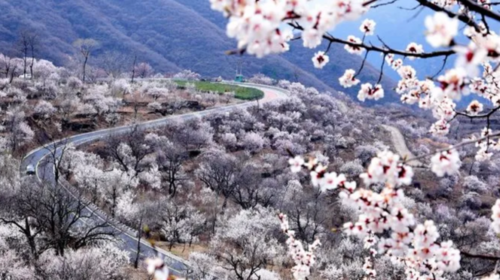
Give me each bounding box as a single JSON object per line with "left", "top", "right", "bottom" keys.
{"left": 134, "top": 103, "right": 138, "bottom": 122}
{"left": 134, "top": 218, "right": 143, "bottom": 269}
{"left": 24, "top": 218, "right": 38, "bottom": 261}
{"left": 82, "top": 55, "right": 89, "bottom": 84}
{"left": 131, "top": 55, "right": 137, "bottom": 84}
{"left": 169, "top": 181, "right": 177, "bottom": 197}
{"left": 9, "top": 67, "right": 16, "bottom": 84}
{"left": 212, "top": 190, "right": 220, "bottom": 234}
{"left": 30, "top": 57, "right": 35, "bottom": 81}
{"left": 111, "top": 187, "right": 117, "bottom": 218}
{"left": 23, "top": 46, "right": 28, "bottom": 77}
{"left": 3, "top": 64, "right": 9, "bottom": 78}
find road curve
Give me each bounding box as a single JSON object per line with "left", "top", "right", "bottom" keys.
{"left": 20, "top": 82, "right": 289, "bottom": 277}
{"left": 382, "top": 125, "right": 424, "bottom": 167}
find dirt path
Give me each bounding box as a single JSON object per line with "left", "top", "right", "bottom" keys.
{"left": 382, "top": 125, "right": 424, "bottom": 167}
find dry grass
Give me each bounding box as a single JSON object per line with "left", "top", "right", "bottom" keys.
{"left": 156, "top": 243, "right": 209, "bottom": 259}
{"left": 120, "top": 266, "right": 150, "bottom": 280}
{"left": 416, "top": 137, "right": 449, "bottom": 150}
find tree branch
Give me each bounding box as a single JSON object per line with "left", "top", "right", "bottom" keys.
{"left": 288, "top": 22, "right": 455, "bottom": 59}
{"left": 459, "top": 0, "right": 500, "bottom": 22}
{"left": 454, "top": 106, "right": 500, "bottom": 120}
{"left": 416, "top": 0, "right": 482, "bottom": 32}
{"left": 371, "top": 0, "right": 399, "bottom": 8}
{"left": 404, "top": 131, "right": 500, "bottom": 164}
{"left": 462, "top": 250, "right": 500, "bottom": 261}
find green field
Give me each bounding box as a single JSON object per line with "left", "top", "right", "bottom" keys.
{"left": 175, "top": 81, "right": 264, "bottom": 100}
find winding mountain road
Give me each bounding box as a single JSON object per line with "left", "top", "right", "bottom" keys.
{"left": 20, "top": 82, "right": 289, "bottom": 277}
{"left": 20, "top": 80, "right": 422, "bottom": 277}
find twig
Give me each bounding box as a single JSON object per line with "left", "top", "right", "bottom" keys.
{"left": 459, "top": 0, "right": 500, "bottom": 22}
{"left": 371, "top": 0, "right": 398, "bottom": 8}
{"left": 404, "top": 131, "right": 500, "bottom": 164}
{"left": 462, "top": 251, "right": 500, "bottom": 261}
{"left": 288, "top": 22, "right": 455, "bottom": 59}
{"left": 431, "top": 54, "right": 450, "bottom": 79}
{"left": 377, "top": 54, "right": 386, "bottom": 84}
{"left": 416, "top": 0, "right": 482, "bottom": 32}
{"left": 355, "top": 50, "right": 370, "bottom": 78}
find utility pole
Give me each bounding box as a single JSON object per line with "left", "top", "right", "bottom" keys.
{"left": 234, "top": 56, "right": 244, "bottom": 82}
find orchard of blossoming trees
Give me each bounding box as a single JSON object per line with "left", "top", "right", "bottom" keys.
{"left": 208, "top": 0, "right": 500, "bottom": 279}
{"left": 6, "top": 0, "right": 500, "bottom": 279}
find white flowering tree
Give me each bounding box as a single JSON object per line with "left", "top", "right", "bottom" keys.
{"left": 173, "top": 70, "right": 201, "bottom": 81}
{"left": 134, "top": 62, "right": 154, "bottom": 79}
{"left": 36, "top": 243, "right": 129, "bottom": 280}
{"left": 0, "top": 224, "right": 35, "bottom": 280}
{"left": 32, "top": 59, "right": 60, "bottom": 85}
{"left": 105, "top": 131, "right": 154, "bottom": 178}
{"left": 206, "top": 1, "right": 500, "bottom": 279}
{"left": 201, "top": 207, "right": 283, "bottom": 280}
{"left": 155, "top": 139, "right": 189, "bottom": 197}
{"left": 161, "top": 200, "right": 205, "bottom": 250}
{"left": 4, "top": 109, "right": 34, "bottom": 152}
{"left": 34, "top": 100, "right": 57, "bottom": 119}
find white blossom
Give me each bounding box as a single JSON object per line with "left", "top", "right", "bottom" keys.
{"left": 357, "top": 83, "right": 384, "bottom": 102}
{"left": 430, "top": 148, "right": 461, "bottom": 177}
{"left": 312, "top": 51, "right": 329, "bottom": 69}
{"left": 406, "top": 42, "right": 423, "bottom": 59}
{"left": 339, "top": 69, "right": 360, "bottom": 88}
{"left": 425, "top": 12, "right": 459, "bottom": 48}
{"left": 145, "top": 256, "right": 170, "bottom": 280}
{"left": 289, "top": 156, "right": 305, "bottom": 173}
{"left": 344, "top": 35, "right": 364, "bottom": 55}
{"left": 466, "top": 100, "right": 484, "bottom": 115}
{"left": 360, "top": 19, "right": 376, "bottom": 35}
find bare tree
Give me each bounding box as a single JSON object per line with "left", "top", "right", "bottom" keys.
{"left": 196, "top": 151, "right": 239, "bottom": 209}
{"left": 26, "top": 32, "right": 39, "bottom": 80}
{"left": 98, "top": 51, "right": 128, "bottom": 80}
{"left": 73, "top": 39, "right": 100, "bottom": 83}
{"left": 16, "top": 30, "right": 39, "bottom": 80}
{"left": 286, "top": 192, "right": 327, "bottom": 244}
{"left": 134, "top": 62, "right": 154, "bottom": 79}
{"left": 0, "top": 178, "right": 116, "bottom": 258}
{"left": 18, "top": 30, "right": 30, "bottom": 79}
{"left": 42, "top": 139, "right": 72, "bottom": 186}
{"left": 130, "top": 55, "right": 137, "bottom": 84}
{"left": 157, "top": 142, "right": 188, "bottom": 197}
{"left": 105, "top": 129, "right": 153, "bottom": 177}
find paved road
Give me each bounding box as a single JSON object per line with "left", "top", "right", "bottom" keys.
{"left": 20, "top": 82, "right": 289, "bottom": 277}
{"left": 382, "top": 124, "right": 424, "bottom": 167}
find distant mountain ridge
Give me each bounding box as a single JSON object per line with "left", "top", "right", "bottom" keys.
{"left": 0, "top": 0, "right": 397, "bottom": 102}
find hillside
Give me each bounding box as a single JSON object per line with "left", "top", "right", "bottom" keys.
{"left": 0, "top": 0, "right": 397, "bottom": 102}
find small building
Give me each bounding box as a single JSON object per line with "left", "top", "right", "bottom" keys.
{"left": 234, "top": 74, "right": 244, "bottom": 83}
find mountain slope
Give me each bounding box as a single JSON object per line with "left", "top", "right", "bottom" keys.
{"left": 174, "top": 0, "right": 397, "bottom": 101}
{"left": 0, "top": 0, "right": 397, "bottom": 101}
